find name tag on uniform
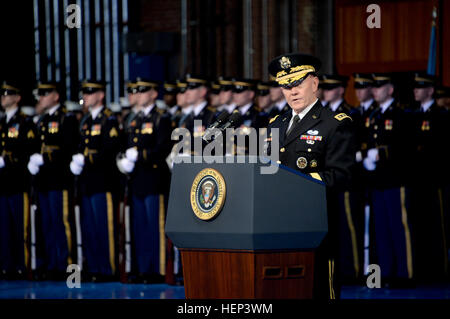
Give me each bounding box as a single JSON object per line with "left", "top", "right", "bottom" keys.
{"left": 300, "top": 135, "right": 322, "bottom": 141}
{"left": 48, "top": 121, "right": 59, "bottom": 134}
{"left": 91, "top": 124, "right": 101, "bottom": 136}
{"left": 141, "top": 122, "right": 153, "bottom": 134}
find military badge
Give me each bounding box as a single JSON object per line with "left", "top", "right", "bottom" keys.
{"left": 8, "top": 124, "right": 19, "bottom": 138}
{"left": 300, "top": 135, "right": 322, "bottom": 141}
{"left": 296, "top": 157, "right": 308, "bottom": 169}
{"left": 141, "top": 122, "right": 153, "bottom": 134}
{"left": 307, "top": 129, "right": 318, "bottom": 135}
{"left": 310, "top": 160, "right": 318, "bottom": 168}
{"left": 48, "top": 121, "right": 59, "bottom": 134}
{"left": 421, "top": 120, "right": 430, "bottom": 131}
{"left": 190, "top": 168, "right": 226, "bottom": 221}
{"left": 384, "top": 119, "right": 393, "bottom": 130}
{"left": 109, "top": 127, "right": 118, "bottom": 137}
{"left": 279, "top": 56, "right": 291, "bottom": 69}
{"left": 306, "top": 140, "right": 315, "bottom": 145}
{"left": 91, "top": 124, "right": 101, "bottom": 136}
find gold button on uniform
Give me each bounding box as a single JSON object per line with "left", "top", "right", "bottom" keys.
{"left": 373, "top": 134, "right": 377, "bottom": 138}
{"left": 41, "top": 136, "right": 45, "bottom": 140}
{"left": 308, "top": 148, "right": 312, "bottom": 152}
{"left": 280, "top": 147, "right": 285, "bottom": 153}
{"left": 85, "top": 138, "right": 89, "bottom": 143}
{"left": 133, "top": 137, "right": 138, "bottom": 143}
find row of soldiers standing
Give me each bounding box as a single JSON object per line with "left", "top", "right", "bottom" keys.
{"left": 1, "top": 71, "right": 450, "bottom": 287}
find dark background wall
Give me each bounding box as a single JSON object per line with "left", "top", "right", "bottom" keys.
{"left": 0, "top": 0, "right": 448, "bottom": 106}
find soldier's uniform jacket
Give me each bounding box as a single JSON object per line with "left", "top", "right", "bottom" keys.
{"left": 268, "top": 101, "right": 290, "bottom": 119}
{"left": 34, "top": 106, "right": 79, "bottom": 192}
{"left": 0, "top": 109, "right": 37, "bottom": 194}
{"left": 365, "top": 100, "right": 408, "bottom": 188}
{"left": 267, "top": 100, "right": 355, "bottom": 189}
{"left": 404, "top": 102, "right": 449, "bottom": 186}
{"left": 327, "top": 100, "right": 352, "bottom": 115}
{"left": 77, "top": 107, "right": 121, "bottom": 195}
{"left": 237, "top": 104, "right": 269, "bottom": 129}
{"left": 125, "top": 106, "right": 173, "bottom": 196}
{"left": 190, "top": 104, "right": 216, "bottom": 137}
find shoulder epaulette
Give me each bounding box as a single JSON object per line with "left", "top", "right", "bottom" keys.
{"left": 334, "top": 113, "right": 352, "bottom": 122}
{"left": 269, "top": 115, "right": 279, "bottom": 124}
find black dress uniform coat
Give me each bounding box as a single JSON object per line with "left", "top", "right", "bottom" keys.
{"left": 35, "top": 106, "right": 79, "bottom": 192}
{"left": 126, "top": 107, "right": 173, "bottom": 197}
{"left": 77, "top": 107, "right": 121, "bottom": 196}
{"left": 327, "top": 100, "right": 352, "bottom": 115}
{"left": 0, "top": 110, "right": 37, "bottom": 195}
{"left": 365, "top": 100, "right": 408, "bottom": 188}
{"left": 267, "top": 100, "right": 355, "bottom": 189}
{"left": 237, "top": 104, "right": 269, "bottom": 129}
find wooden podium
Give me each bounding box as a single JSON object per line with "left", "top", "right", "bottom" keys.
{"left": 165, "top": 157, "right": 328, "bottom": 299}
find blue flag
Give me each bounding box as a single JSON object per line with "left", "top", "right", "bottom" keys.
{"left": 427, "top": 8, "right": 437, "bottom": 75}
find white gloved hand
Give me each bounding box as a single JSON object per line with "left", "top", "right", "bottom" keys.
{"left": 30, "top": 153, "right": 44, "bottom": 166}
{"left": 355, "top": 151, "right": 363, "bottom": 163}
{"left": 72, "top": 154, "right": 85, "bottom": 167}
{"left": 367, "top": 148, "right": 379, "bottom": 162}
{"left": 0, "top": 156, "right": 5, "bottom": 169}
{"left": 125, "top": 147, "right": 139, "bottom": 163}
{"left": 70, "top": 161, "right": 83, "bottom": 175}
{"left": 363, "top": 157, "right": 376, "bottom": 171}
{"left": 119, "top": 157, "right": 135, "bottom": 173}
{"left": 27, "top": 161, "right": 40, "bottom": 175}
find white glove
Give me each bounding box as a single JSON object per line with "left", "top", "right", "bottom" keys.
{"left": 70, "top": 161, "right": 83, "bottom": 175}
{"left": 363, "top": 157, "right": 376, "bottom": 171}
{"left": 125, "top": 147, "right": 139, "bottom": 163}
{"left": 72, "top": 154, "right": 85, "bottom": 167}
{"left": 27, "top": 161, "right": 40, "bottom": 175}
{"left": 30, "top": 153, "right": 44, "bottom": 166}
{"left": 0, "top": 156, "right": 5, "bottom": 169}
{"left": 367, "top": 148, "right": 379, "bottom": 162}
{"left": 355, "top": 151, "right": 363, "bottom": 163}
{"left": 119, "top": 157, "right": 135, "bottom": 173}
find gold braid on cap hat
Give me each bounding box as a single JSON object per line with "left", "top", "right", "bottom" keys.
{"left": 276, "top": 65, "right": 315, "bottom": 86}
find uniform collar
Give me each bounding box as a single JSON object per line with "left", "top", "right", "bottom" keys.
{"left": 47, "top": 103, "right": 61, "bottom": 116}
{"left": 182, "top": 105, "right": 193, "bottom": 115}
{"left": 5, "top": 107, "right": 19, "bottom": 123}
{"left": 238, "top": 102, "right": 252, "bottom": 115}
{"left": 90, "top": 105, "right": 104, "bottom": 119}
{"left": 329, "top": 98, "right": 343, "bottom": 112}
{"left": 193, "top": 100, "right": 208, "bottom": 116}
{"left": 292, "top": 98, "right": 318, "bottom": 120}
{"left": 142, "top": 103, "right": 155, "bottom": 116}
{"left": 379, "top": 97, "right": 394, "bottom": 113}
{"left": 421, "top": 99, "right": 434, "bottom": 112}
{"left": 361, "top": 98, "right": 374, "bottom": 111}
{"left": 275, "top": 100, "right": 287, "bottom": 111}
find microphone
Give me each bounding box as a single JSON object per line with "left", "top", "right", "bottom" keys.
{"left": 217, "top": 111, "right": 242, "bottom": 131}
{"left": 202, "top": 111, "right": 230, "bottom": 142}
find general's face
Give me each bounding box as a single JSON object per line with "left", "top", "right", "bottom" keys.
{"left": 280, "top": 75, "right": 319, "bottom": 113}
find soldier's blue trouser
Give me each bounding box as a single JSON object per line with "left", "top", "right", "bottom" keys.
{"left": 0, "top": 193, "right": 29, "bottom": 274}
{"left": 81, "top": 192, "right": 115, "bottom": 276}
{"left": 38, "top": 190, "right": 72, "bottom": 272}
{"left": 371, "top": 187, "right": 413, "bottom": 279}
{"left": 131, "top": 194, "right": 166, "bottom": 275}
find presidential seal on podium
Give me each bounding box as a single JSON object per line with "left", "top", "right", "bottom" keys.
{"left": 190, "top": 168, "right": 226, "bottom": 221}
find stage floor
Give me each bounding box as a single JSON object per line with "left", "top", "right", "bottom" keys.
{"left": 1, "top": 280, "right": 450, "bottom": 299}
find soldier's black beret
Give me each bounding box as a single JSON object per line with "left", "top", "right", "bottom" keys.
{"left": 268, "top": 53, "right": 321, "bottom": 88}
